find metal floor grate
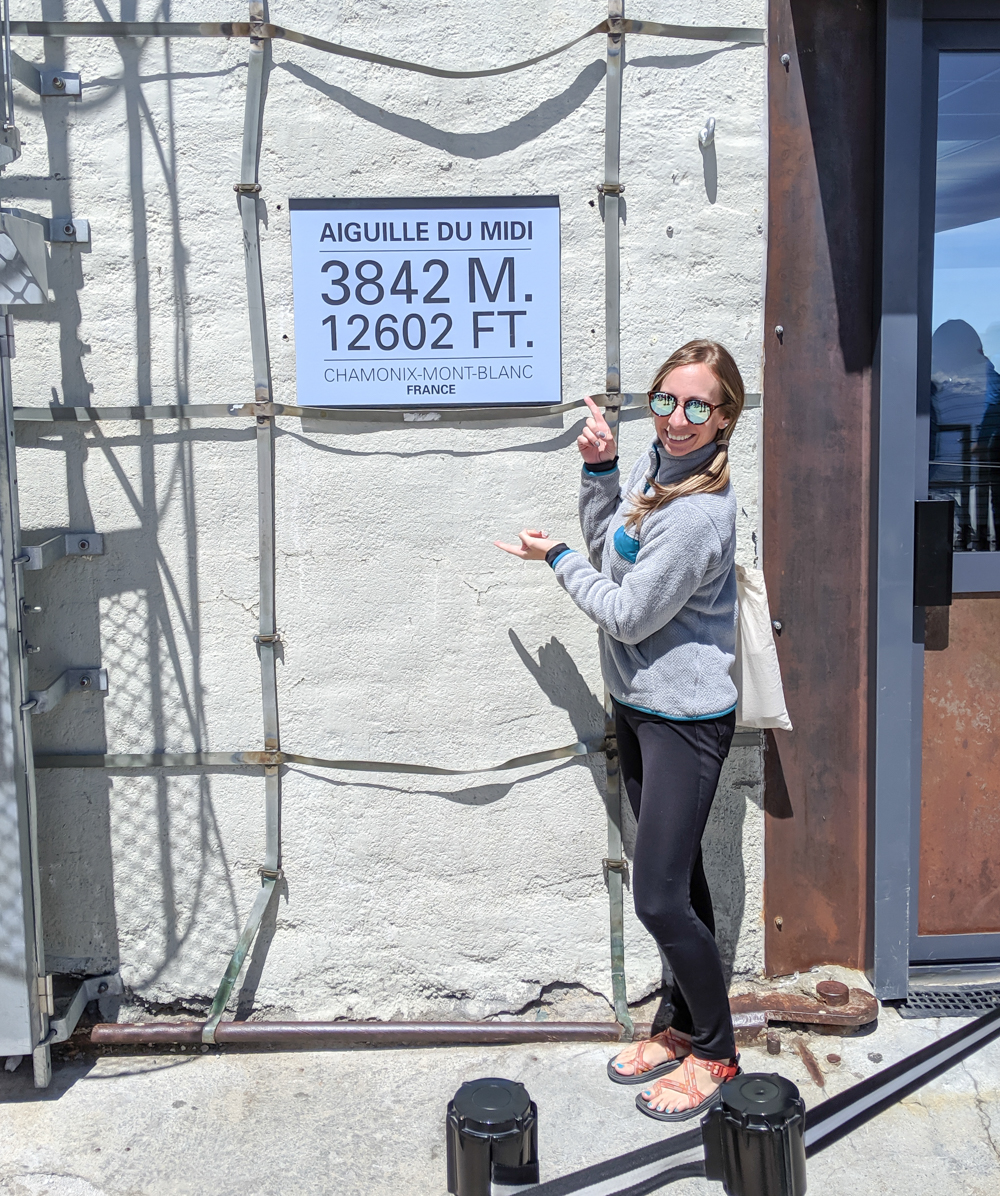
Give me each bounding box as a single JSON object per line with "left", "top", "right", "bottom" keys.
{"left": 897, "top": 987, "right": 1000, "bottom": 1018}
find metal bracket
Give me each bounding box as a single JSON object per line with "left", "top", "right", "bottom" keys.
{"left": 602, "top": 857, "right": 631, "bottom": 890}
{"left": 43, "top": 973, "right": 123, "bottom": 1045}
{"left": 597, "top": 182, "right": 625, "bottom": 195}
{"left": 39, "top": 69, "right": 81, "bottom": 97}
{"left": 234, "top": 182, "right": 261, "bottom": 194}
{"left": 36, "top": 974, "right": 55, "bottom": 1017}
{"left": 46, "top": 217, "right": 90, "bottom": 244}
{"left": 27, "top": 668, "right": 108, "bottom": 714}
{"left": 0, "top": 125, "right": 21, "bottom": 169}
{"left": 22, "top": 531, "right": 104, "bottom": 569}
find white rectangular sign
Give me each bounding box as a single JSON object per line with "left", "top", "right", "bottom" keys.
{"left": 289, "top": 197, "right": 561, "bottom": 407}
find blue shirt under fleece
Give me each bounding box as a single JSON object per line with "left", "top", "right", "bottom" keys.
{"left": 551, "top": 439, "right": 738, "bottom": 721}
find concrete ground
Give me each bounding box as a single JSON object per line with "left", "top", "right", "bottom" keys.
{"left": 1, "top": 1006, "right": 998, "bottom": 1196}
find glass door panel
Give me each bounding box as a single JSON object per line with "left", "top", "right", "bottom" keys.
{"left": 931, "top": 52, "right": 1000, "bottom": 557}
{"left": 913, "top": 41, "right": 1000, "bottom": 963}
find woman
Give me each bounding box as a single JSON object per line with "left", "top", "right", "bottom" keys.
{"left": 496, "top": 339, "right": 743, "bottom": 1121}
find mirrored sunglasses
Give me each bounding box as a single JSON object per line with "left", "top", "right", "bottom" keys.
{"left": 647, "top": 391, "right": 721, "bottom": 425}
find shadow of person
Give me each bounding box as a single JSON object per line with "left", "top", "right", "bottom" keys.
{"left": 507, "top": 629, "right": 610, "bottom": 809}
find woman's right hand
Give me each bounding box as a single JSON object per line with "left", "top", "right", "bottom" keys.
{"left": 576, "top": 396, "right": 618, "bottom": 465}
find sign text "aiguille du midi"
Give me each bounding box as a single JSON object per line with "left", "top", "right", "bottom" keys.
{"left": 289, "top": 197, "right": 560, "bottom": 407}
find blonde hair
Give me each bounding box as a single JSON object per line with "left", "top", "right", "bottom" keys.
{"left": 624, "top": 339, "right": 745, "bottom": 532}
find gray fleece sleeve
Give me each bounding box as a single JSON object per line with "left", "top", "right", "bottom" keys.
{"left": 578, "top": 465, "right": 622, "bottom": 568}
{"left": 553, "top": 501, "right": 722, "bottom": 644}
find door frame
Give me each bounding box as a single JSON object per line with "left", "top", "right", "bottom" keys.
{"left": 873, "top": 1, "right": 1000, "bottom": 997}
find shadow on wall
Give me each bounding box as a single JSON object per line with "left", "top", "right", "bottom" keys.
{"left": 507, "top": 629, "right": 608, "bottom": 801}
{"left": 789, "top": 0, "right": 875, "bottom": 374}
{"left": 5, "top": 24, "right": 247, "bottom": 992}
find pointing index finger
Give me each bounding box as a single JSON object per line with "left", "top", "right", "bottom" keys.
{"left": 583, "top": 395, "right": 604, "bottom": 420}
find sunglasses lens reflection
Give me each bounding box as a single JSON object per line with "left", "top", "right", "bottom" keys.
{"left": 686, "top": 400, "right": 712, "bottom": 424}
{"left": 649, "top": 393, "right": 676, "bottom": 416}
{"left": 648, "top": 393, "right": 714, "bottom": 424}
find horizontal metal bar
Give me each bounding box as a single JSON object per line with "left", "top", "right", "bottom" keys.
{"left": 14, "top": 393, "right": 760, "bottom": 424}
{"left": 13, "top": 403, "right": 256, "bottom": 421}
{"left": 34, "top": 738, "right": 604, "bottom": 775}
{"left": 92, "top": 1019, "right": 633, "bottom": 1046}
{"left": 10, "top": 20, "right": 250, "bottom": 39}
{"left": 9, "top": 20, "right": 765, "bottom": 84}
{"left": 34, "top": 751, "right": 269, "bottom": 769}
{"left": 12, "top": 397, "right": 619, "bottom": 422}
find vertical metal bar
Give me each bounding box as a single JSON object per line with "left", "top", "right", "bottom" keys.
{"left": 601, "top": 0, "right": 632, "bottom": 1040}
{"left": 203, "top": 0, "right": 279, "bottom": 1044}
{"left": 872, "top": 0, "right": 924, "bottom": 1000}
{"left": 2, "top": 0, "right": 12, "bottom": 128}
{"left": 0, "top": 333, "right": 49, "bottom": 1083}
{"left": 604, "top": 1, "right": 623, "bottom": 400}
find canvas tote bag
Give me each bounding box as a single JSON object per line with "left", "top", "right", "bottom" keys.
{"left": 733, "top": 564, "right": 793, "bottom": 730}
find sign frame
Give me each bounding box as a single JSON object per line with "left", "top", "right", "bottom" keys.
{"left": 288, "top": 195, "right": 562, "bottom": 410}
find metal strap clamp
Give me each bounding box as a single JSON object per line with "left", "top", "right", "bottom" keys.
{"left": 602, "top": 857, "right": 631, "bottom": 890}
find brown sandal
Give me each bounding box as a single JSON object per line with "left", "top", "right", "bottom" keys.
{"left": 607, "top": 1027, "right": 692, "bottom": 1086}
{"left": 636, "top": 1053, "right": 740, "bottom": 1120}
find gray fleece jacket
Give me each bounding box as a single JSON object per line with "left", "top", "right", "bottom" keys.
{"left": 551, "top": 438, "right": 737, "bottom": 720}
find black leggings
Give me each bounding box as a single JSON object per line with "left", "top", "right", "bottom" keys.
{"left": 614, "top": 698, "right": 736, "bottom": 1062}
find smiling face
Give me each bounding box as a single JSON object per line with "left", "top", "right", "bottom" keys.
{"left": 652, "top": 362, "right": 730, "bottom": 457}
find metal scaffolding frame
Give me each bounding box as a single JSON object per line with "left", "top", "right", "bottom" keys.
{"left": 8, "top": 4, "right": 765, "bottom": 1067}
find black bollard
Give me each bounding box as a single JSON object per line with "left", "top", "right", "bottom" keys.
{"left": 702, "top": 1073, "right": 807, "bottom": 1196}
{"left": 446, "top": 1077, "right": 539, "bottom": 1196}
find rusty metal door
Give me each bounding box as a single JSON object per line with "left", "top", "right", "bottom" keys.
{"left": 911, "top": 23, "right": 1000, "bottom": 967}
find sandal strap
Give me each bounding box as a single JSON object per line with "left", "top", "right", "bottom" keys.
{"left": 643, "top": 1068, "right": 701, "bottom": 1103}
{"left": 632, "top": 1029, "right": 691, "bottom": 1075}
{"left": 643, "top": 1053, "right": 739, "bottom": 1112}
{"left": 690, "top": 1055, "right": 740, "bottom": 1081}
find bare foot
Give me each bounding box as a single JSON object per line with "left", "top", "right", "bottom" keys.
{"left": 640, "top": 1054, "right": 738, "bottom": 1113}
{"left": 610, "top": 1027, "right": 692, "bottom": 1077}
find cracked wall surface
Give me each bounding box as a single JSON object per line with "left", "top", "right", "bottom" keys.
{"left": 7, "top": 0, "right": 767, "bottom": 1020}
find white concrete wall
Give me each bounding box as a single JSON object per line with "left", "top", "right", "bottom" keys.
{"left": 8, "top": 0, "right": 767, "bottom": 1021}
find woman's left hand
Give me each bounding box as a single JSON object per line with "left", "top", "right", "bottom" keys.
{"left": 494, "top": 529, "right": 560, "bottom": 561}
